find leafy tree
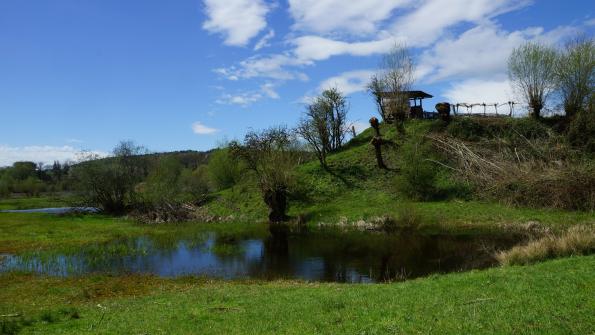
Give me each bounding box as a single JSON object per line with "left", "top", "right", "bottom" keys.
{"left": 10, "top": 162, "right": 37, "bottom": 180}
{"left": 555, "top": 35, "right": 595, "bottom": 118}
{"left": 206, "top": 148, "right": 244, "bottom": 190}
{"left": 508, "top": 42, "right": 558, "bottom": 119}
{"left": 296, "top": 88, "right": 349, "bottom": 167}
{"left": 143, "top": 157, "right": 210, "bottom": 205}
{"left": 230, "top": 126, "right": 302, "bottom": 222}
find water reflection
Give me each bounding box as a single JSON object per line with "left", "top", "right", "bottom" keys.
{"left": 0, "top": 225, "right": 523, "bottom": 283}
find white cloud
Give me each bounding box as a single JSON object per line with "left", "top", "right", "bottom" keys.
{"left": 418, "top": 24, "right": 539, "bottom": 83}
{"left": 214, "top": 54, "right": 310, "bottom": 81}
{"left": 318, "top": 70, "right": 374, "bottom": 95}
{"left": 191, "top": 122, "right": 219, "bottom": 135}
{"left": 417, "top": 23, "right": 580, "bottom": 84}
{"left": 260, "top": 82, "right": 280, "bottom": 99}
{"left": 254, "top": 29, "right": 275, "bottom": 51}
{"left": 391, "top": 0, "right": 532, "bottom": 46}
{"left": 288, "top": 0, "right": 412, "bottom": 36}
{"left": 202, "top": 0, "right": 270, "bottom": 46}
{"left": 216, "top": 92, "right": 263, "bottom": 106}
{"left": 0, "top": 145, "right": 107, "bottom": 167}
{"left": 292, "top": 36, "right": 396, "bottom": 62}
{"left": 442, "top": 78, "right": 513, "bottom": 104}
{"left": 586, "top": 18, "right": 595, "bottom": 27}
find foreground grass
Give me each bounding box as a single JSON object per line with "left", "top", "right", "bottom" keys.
{"left": 0, "top": 256, "right": 593, "bottom": 334}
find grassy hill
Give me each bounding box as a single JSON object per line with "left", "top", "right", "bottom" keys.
{"left": 202, "top": 118, "right": 594, "bottom": 230}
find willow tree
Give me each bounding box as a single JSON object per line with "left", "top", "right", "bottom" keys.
{"left": 555, "top": 35, "right": 595, "bottom": 118}
{"left": 368, "top": 44, "right": 415, "bottom": 132}
{"left": 296, "top": 88, "right": 349, "bottom": 167}
{"left": 230, "top": 127, "right": 302, "bottom": 222}
{"left": 508, "top": 42, "right": 558, "bottom": 119}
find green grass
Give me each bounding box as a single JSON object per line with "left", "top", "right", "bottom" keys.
{"left": 0, "top": 213, "right": 265, "bottom": 254}
{"left": 1, "top": 256, "right": 593, "bottom": 334}
{"left": 0, "top": 195, "right": 74, "bottom": 210}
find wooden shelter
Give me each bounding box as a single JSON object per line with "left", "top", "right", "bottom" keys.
{"left": 380, "top": 90, "right": 433, "bottom": 120}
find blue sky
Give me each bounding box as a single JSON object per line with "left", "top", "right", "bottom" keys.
{"left": 0, "top": 0, "right": 593, "bottom": 166}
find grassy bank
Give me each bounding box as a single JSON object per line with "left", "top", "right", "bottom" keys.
{"left": 1, "top": 256, "right": 593, "bottom": 334}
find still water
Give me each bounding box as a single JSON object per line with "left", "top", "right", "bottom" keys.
{"left": 0, "top": 226, "right": 522, "bottom": 283}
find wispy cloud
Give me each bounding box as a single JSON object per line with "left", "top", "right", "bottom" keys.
{"left": 254, "top": 29, "right": 275, "bottom": 51}
{"left": 191, "top": 122, "right": 219, "bottom": 135}
{"left": 318, "top": 70, "right": 374, "bottom": 95}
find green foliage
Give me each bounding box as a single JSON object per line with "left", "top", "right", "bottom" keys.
{"left": 206, "top": 149, "right": 243, "bottom": 190}
{"left": 395, "top": 140, "right": 442, "bottom": 201}
{"left": 143, "top": 157, "right": 184, "bottom": 202}
{"left": 567, "top": 108, "right": 595, "bottom": 153}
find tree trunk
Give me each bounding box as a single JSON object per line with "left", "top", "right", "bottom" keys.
{"left": 264, "top": 187, "right": 288, "bottom": 223}
{"left": 371, "top": 137, "right": 387, "bottom": 169}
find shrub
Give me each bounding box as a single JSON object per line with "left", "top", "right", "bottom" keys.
{"left": 71, "top": 141, "right": 148, "bottom": 214}
{"left": 493, "top": 163, "right": 595, "bottom": 211}
{"left": 567, "top": 109, "right": 595, "bottom": 153}
{"left": 497, "top": 225, "right": 595, "bottom": 266}
{"left": 447, "top": 117, "right": 488, "bottom": 141}
{"left": 395, "top": 140, "right": 442, "bottom": 201}
{"left": 206, "top": 148, "right": 243, "bottom": 190}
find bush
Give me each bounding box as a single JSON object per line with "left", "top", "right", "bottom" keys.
{"left": 206, "top": 148, "right": 243, "bottom": 190}
{"left": 395, "top": 140, "right": 442, "bottom": 201}
{"left": 72, "top": 142, "right": 148, "bottom": 214}
{"left": 143, "top": 157, "right": 210, "bottom": 205}
{"left": 567, "top": 109, "right": 595, "bottom": 153}
{"left": 493, "top": 163, "right": 595, "bottom": 211}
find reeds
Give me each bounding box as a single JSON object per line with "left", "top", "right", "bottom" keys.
{"left": 496, "top": 225, "right": 595, "bottom": 266}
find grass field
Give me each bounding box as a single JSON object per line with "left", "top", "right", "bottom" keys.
{"left": 1, "top": 256, "right": 593, "bottom": 334}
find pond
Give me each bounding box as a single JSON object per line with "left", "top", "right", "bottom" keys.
{"left": 0, "top": 225, "right": 524, "bottom": 283}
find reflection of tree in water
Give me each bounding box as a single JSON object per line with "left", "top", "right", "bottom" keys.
{"left": 251, "top": 228, "right": 523, "bottom": 282}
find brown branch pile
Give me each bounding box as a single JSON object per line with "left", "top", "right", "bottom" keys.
{"left": 429, "top": 133, "right": 595, "bottom": 211}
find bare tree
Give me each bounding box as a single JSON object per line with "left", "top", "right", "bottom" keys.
{"left": 508, "top": 42, "right": 558, "bottom": 119}
{"left": 368, "top": 44, "right": 415, "bottom": 132}
{"left": 230, "top": 127, "right": 302, "bottom": 222}
{"left": 555, "top": 35, "right": 595, "bottom": 118}
{"left": 296, "top": 88, "right": 349, "bottom": 167}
